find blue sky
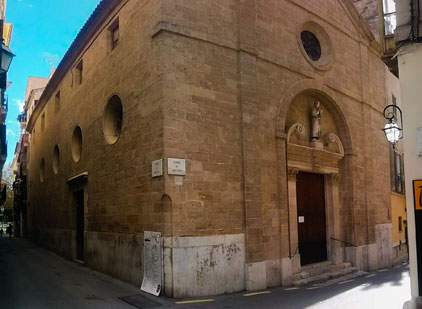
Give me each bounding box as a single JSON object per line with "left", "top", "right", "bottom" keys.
{"left": 6, "top": 0, "right": 101, "bottom": 164}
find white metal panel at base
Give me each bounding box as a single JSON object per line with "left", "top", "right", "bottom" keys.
{"left": 141, "top": 231, "right": 163, "bottom": 296}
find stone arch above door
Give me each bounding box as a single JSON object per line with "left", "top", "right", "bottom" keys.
{"left": 285, "top": 91, "right": 345, "bottom": 171}
{"left": 276, "top": 79, "right": 353, "bottom": 155}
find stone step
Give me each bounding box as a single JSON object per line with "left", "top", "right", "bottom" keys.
{"left": 293, "top": 266, "right": 360, "bottom": 286}
{"left": 311, "top": 270, "right": 368, "bottom": 288}
{"left": 293, "top": 262, "right": 352, "bottom": 281}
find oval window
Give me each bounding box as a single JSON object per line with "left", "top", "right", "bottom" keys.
{"left": 300, "top": 31, "right": 321, "bottom": 61}
{"left": 72, "top": 126, "right": 83, "bottom": 162}
{"left": 103, "top": 95, "right": 123, "bottom": 144}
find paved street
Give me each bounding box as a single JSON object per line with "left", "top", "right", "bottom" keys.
{"left": 0, "top": 237, "right": 411, "bottom": 309}
{"left": 185, "top": 263, "right": 411, "bottom": 309}
{"left": 0, "top": 236, "right": 158, "bottom": 309}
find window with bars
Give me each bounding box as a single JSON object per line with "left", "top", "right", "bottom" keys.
{"left": 383, "top": 0, "right": 397, "bottom": 36}
{"left": 390, "top": 146, "right": 405, "bottom": 194}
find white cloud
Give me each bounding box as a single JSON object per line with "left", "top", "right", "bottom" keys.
{"left": 6, "top": 129, "right": 16, "bottom": 137}
{"left": 42, "top": 52, "right": 60, "bottom": 70}
{"left": 14, "top": 99, "right": 24, "bottom": 112}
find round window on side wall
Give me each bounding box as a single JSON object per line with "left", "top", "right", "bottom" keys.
{"left": 298, "top": 22, "right": 333, "bottom": 71}
{"left": 52, "top": 145, "right": 60, "bottom": 174}
{"left": 301, "top": 31, "right": 321, "bottom": 61}
{"left": 72, "top": 126, "right": 83, "bottom": 163}
{"left": 103, "top": 95, "right": 123, "bottom": 144}
{"left": 40, "top": 158, "right": 45, "bottom": 183}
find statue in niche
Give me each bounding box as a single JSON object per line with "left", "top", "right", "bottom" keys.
{"left": 311, "top": 100, "right": 322, "bottom": 142}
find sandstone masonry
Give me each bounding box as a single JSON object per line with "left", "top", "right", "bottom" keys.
{"left": 26, "top": 0, "right": 394, "bottom": 298}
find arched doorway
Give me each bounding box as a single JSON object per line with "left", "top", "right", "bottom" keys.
{"left": 277, "top": 82, "right": 353, "bottom": 277}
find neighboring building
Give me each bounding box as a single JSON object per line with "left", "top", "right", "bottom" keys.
{"left": 385, "top": 67, "right": 407, "bottom": 264}
{"left": 352, "top": 0, "right": 398, "bottom": 75}
{"left": 0, "top": 0, "right": 13, "bottom": 182}
{"left": 12, "top": 77, "right": 49, "bottom": 237}
{"left": 395, "top": 0, "right": 422, "bottom": 305}
{"left": 353, "top": 0, "right": 407, "bottom": 264}
{"left": 26, "top": 0, "right": 397, "bottom": 298}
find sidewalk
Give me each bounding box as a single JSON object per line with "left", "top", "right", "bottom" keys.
{"left": 0, "top": 237, "right": 166, "bottom": 309}
{"left": 0, "top": 237, "right": 411, "bottom": 309}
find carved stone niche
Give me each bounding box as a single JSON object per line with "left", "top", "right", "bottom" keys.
{"left": 324, "top": 132, "right": 344, "bottom": 156}
{"left": 286, "top": 122, "right": 305, "bottom": 144}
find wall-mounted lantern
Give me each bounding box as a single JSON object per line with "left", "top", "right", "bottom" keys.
{"left": 383, "top": 104, "right": 403, "bottom": 146}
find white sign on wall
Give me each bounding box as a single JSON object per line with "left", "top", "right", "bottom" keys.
{"left": 141, "top": 231, "right": 163, "bottom": 296}
{"left": 151, "top": 159, "right": 163, "bottom": 177}
{"left": 167, "top": 158, "right": 186, "bottom": 176}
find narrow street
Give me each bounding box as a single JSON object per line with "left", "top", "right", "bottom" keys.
{"left": 0, "top": 237, "right": 162, "bottom": 309}
{"left": 0, "top": 237, "right": 411, "bottom": 309}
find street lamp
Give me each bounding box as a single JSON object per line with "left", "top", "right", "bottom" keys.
{"left": 383, "top": 104, "right": 403, "bottom": 146}
{"left": 0, "top": 43, "right": 14, "bottom": 73}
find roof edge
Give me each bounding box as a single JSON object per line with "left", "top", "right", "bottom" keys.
{"left": 27, "top": 0, "right": 122, "bottom": 132}
{"left": 340, "top": 0, "right": 382, "bottom": 54}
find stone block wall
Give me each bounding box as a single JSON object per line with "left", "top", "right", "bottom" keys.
{"left": 157, "top": 0, "right": 392, "bottom": 292}
{"left": 27, "top": 0, "right": 165, "bottom": 286}
{"left": 26, "top": 0, "right": 394, "bottom": 297}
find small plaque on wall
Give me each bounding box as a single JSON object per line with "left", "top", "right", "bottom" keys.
{"left": 151, "top": 159, "right": 163, "bottom": 178}
{"left": 167, "top": 158, "right": 186, "bottom": 176}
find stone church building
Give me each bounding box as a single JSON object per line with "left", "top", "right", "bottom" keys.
{"left": 25, "top": 0, "right": 394, "bottom": 298}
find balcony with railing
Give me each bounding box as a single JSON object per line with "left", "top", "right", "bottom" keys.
{"left": 383, "top": 0, "right": 398, "bottom": 75}
{"left": 17, "top": 111, "right": 27, "bottom": 124}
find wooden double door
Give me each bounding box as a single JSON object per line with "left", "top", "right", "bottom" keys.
{"left": 296, "top": 172, "right": 327, "bottom": 265}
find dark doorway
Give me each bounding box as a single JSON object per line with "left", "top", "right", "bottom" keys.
{"left": 75, "top": 190, "right": 84, "bottom": 261}
{"left": 296, "top": 172, "right": 327, "bottom": 265}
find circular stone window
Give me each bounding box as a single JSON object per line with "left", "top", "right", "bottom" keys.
{"left": 72, "top": 126, "right": 83, "bottom": 162}
{"left": 52, "top": 145, "right": 60, "bottom": 174}
{"left": 40, "top": 158, "right": 45, "bottom": 183}
{"left": 298, "top": 22, "right": 333, "bottom": 70}
{"left": 103, "top": 95, "right": 123, "bottom": 144}
{"left": 301, "top": 31, "right": 321, "bottom": 61}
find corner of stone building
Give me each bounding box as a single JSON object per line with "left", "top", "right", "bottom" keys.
{"left": 163, "top": 234, "right": 246, "bottom": 298}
